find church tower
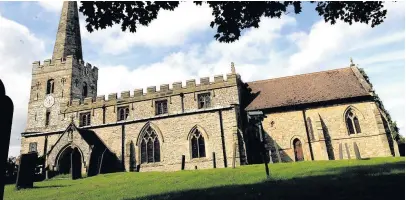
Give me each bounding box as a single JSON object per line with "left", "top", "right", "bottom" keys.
{"left": 25, "top": 1, "right": 98, "bottom": 133}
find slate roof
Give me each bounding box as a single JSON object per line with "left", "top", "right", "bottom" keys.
{"left": 245, "top": 67, "right": 372, "bottom": 111}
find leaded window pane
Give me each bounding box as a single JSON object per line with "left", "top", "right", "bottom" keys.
{"left": 155, "top": 100, "right": 168, "bottom": 115}
{"left": 80, "top": 112, "right": 91, "bottom": 127}
{"left": 354, "top": 117, "right": 361, "bottom": 133}
{"left": 346, "top": 117, "right": 355, "bottom": 134}
{"left": 154, "top": 139, "right": 160, "bottom": 162}
{"left": 141, "top": 139, "right": 147, "bottom": 163}
{"left": 147, "top": 139, "right": 154, "bottom": 163}
{"left": 117, "top": 106, "right": 129, "bottom": 121}
{"left": 198, "top": 136, "right": 206, "bottom": 158}
{"left": 140, "top": 125, "right": 161, "bottom": 163}
{"left": 198, "top": 93, "right": 211, "bottom": 109}
{"left": 191, "top": 137, "right": 198, "bottom": 158}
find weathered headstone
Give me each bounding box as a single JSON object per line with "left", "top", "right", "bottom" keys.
{"left": 339, "top": 143, "right": 343, "bottom": 160}
{"left": 0, "top": 79, "right": 14, "bottom": 199}
{"left": 15, "top": 152, "right": 38, "bottom": 189}
{"left": 354, "top": 142, "right": 361, "bottom": 160}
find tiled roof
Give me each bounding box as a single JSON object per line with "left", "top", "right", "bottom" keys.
{"left": 245, "top": 67, "right": 372, "bottom": 111}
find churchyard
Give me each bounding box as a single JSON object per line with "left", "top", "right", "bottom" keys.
{"left": 4, "top": 157, "right": 404, "bottom": 200}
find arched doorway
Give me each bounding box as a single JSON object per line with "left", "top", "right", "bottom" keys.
{"left": 58, "top": 147, "right": 73, "bottom": 174}
{"left": 293, "top": 138, "right": 304, "bottom": 161}
{"left": 57, "top": 146, "right": 82, "bottom": 179}
{"left": 71, "top": 148, "right": 82, "bottom": 179}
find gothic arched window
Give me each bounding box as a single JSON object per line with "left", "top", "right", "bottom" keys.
{"left": 46, "top": 79, "right": 54, "bottom": 94}
{"left": 191, "top": 129, "right": 206, "bottom": 158}
{"left": 82, "top": 82, "right": 88, "bottom": 97}
{"left": 140, "top": 126, "right": 160, "bottom": 163}
{"left": 345, "top": 109, "right": 361, "bottom": 135}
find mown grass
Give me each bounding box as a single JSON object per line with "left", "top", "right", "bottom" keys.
{"left": 4, "top": 157, "right": 405, "bottom": 200}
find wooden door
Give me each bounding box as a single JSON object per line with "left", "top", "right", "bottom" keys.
{"left": 294, "top": 139, "right": 304, "bottom": 161}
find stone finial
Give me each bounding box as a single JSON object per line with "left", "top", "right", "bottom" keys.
{"left": 231, "top": 62, "right": 236, "bottom": 74}
{"left": 350, "top": 57, "right": 355, "bottom": 66}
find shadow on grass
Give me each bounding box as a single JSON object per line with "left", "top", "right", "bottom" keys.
{"left": 127, "top": 161, "right": 405, "bottom": 200}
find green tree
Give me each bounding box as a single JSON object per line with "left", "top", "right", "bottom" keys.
{"left": 79, "top": 1, "right": 388, "bottom": 43}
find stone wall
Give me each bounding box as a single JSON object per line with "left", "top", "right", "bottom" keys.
{"left": 21, "top": 71, "right": 243, "bottom": 172}
{"left": 87, "top": 107, "right": 240, "bottom": 172}
{"left": 25, "top": 55, "right": 98, "bottom": 134}
{"left": 262, "top": 101, "right": 394, "bottom": 162}
{"left": 62, "top": 73, "right": 239, "bottom": 128}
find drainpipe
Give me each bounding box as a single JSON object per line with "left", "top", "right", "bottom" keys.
{"left": 121, "top": 124, "right": 125, "bottom": 171}
{"left": 218, "top": 110, "right": 228, "bottom": 168}
{"left": 302, "top": 109, "right": 314, "bottom": 161}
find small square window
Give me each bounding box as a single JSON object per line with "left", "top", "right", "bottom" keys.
{"left": 29, "top": 142, "right": 37, "bottom": 152}
{"left": 80, "top": 112, "right": 91, "bottom": 127}
{"left": 117, "top": 106, "right": 130, "bottom": 121}
{"left": 198, "top": 93, "right": 211, "bottom": 109}
{"left": 155, "top": 100, "right": 168, "bottom": 115}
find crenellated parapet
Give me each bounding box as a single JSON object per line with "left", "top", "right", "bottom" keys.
{"left": 32, "top": 55, "right": 98, "bottom": 79}
{"left": 62, "top": 72, "right": 240, "bottom": 113}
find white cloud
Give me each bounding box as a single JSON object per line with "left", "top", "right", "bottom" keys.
{"left": 0, "top": 14, "right": 47, "bottom": 157}
{"left": 37, "top": 1, "right": 63, "bottom": 13}
{"left": 81, "top": 2, "right": 214, "bottom": 55}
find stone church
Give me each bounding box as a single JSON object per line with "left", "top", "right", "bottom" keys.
{"left": 20, "top": 2, "right": 399, "bottom": 177}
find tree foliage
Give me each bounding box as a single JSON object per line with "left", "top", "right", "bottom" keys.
{"left": 79, "top": 1, "right": 388, "bottom": 43}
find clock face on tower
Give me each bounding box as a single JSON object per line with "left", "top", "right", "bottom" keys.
{"left": 43, "top": 95, "right": 55, "bottom": 108}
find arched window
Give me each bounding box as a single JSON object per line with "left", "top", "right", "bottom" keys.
{"left": 140, "top": 126, "right": 160, "bottom": 163}
{"left": 46, "top": 79, "right": 54, "bottom": 94}
{"left": 191, "top": 129, "right": 206, "bottom": 158}
{"left": 345, "top": 109, "right": 361, "bottom": 134}
{"left": 82, "top": 82, "right": 88, "bottom": 97}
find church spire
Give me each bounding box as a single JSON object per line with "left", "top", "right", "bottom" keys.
{"left": 52, "top": 1, "right": 83, "bottom": 60}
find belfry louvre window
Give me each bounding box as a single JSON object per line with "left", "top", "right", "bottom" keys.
{"left": 117, "top": 106, "right": 130, "bottom": 121}
{"left": 345, "top": 110, "right": 361, "bottom": 135}
{"left": 46, "top": 79, "right": 54, "bottom": 94}
{"left": 198, "top": 93, "right": 211, "bottom": 109}
{"left": 80, "top": 112, "right": 91, "bottom": 127}
{"left": 191, "top": 129, "right": 206, "bottom": 158}
{"left": 155, "top": 100, "right": 168, "bottom": 115}
{"left": 29, "top": 142, "right": 37, "bottom": 152}
{"left": 140, "top": 126, "right": 160, "bottom": 163}
{"left": 82, "top": 82, "right": 88, "bottom": 97}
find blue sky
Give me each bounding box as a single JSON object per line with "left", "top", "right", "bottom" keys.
{"left": 0, "top": 1, "right": 404, "bottom": 157}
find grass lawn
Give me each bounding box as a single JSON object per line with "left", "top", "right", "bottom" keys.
{"left": 4, "top": 157, "right": 405, "bottom": 200}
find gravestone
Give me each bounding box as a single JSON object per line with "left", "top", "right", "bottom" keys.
{"left": 0, "top": 79, "right": 14, "bottom": 199}
{"left": 15, "top": 152, "right": 38, "bottom": 189}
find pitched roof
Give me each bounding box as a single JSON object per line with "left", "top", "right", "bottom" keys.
{"left": 245, "top": 67, "right": 372, "bottom": 111}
